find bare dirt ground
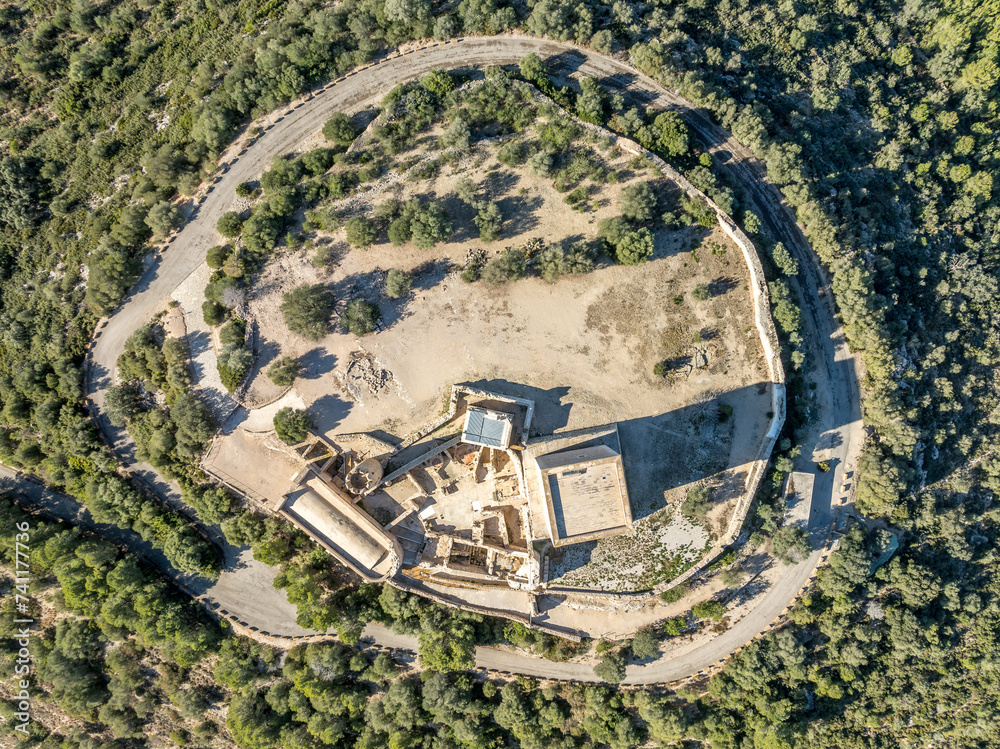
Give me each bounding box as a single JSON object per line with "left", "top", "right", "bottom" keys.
{"left": 225, "top": 128, "right": 772, "bottom": 590}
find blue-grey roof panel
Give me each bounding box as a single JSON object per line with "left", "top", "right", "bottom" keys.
{"left": 463, "top": 410, "right": 507, "bottom": 448}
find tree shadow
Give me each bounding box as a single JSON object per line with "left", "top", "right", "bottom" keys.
{"left": 247, "top": 326, "right": 282, "bottom": 379}
{"left": 88, "top": 359, "right": 112, "bottom": 392}
{"left": 434, "top": 193, "right": 480, "bottom": 243}
{"left": 481, "top": 168, "right": 521, "bottom": 199}
{"left": 709, "top": 276, "right": 739, "bottom": 297}
{"left": 814, "top": 429, "right": 844, "bottom": 452}
{"left": 408, "top": 259, "right": 452, "bottom": 293}
{"left": 651, "top": 225, "right": 711, "bottom": 260}
{"left": 310, "top": 392, "right": 351, "bottom": 435}
{"left": 495, "top": 193, "right": 543, "bottom": 237}
{"left": 298, "top": 347, "right": 338, "bottom": 380}
{"left": 542, "top": 50, "right": 589, "bottom": 79}
{"left": 593, "top": 70, "right": 659, "bottom": 107}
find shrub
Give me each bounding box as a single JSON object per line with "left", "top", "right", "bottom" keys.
{"left": 497, "top": 140, "right": 529, "bottom": 166}
{"left": 219, "top": 318, "right": 246, "bottom": 348}
{"left": 281, "top": 284, "right": 334, "bottom": 340}
{"left": 482, "top": 249, "right": 526, "bottom": 285}
{"left": 385, "top": 269, "right": 413, "bottom": 299}
{"left": 146, "top": 200, "right": 182, "bottom": 238}
{"left": 345, "top": 216, "right": 377, "bottom": 247}
{"left": 202, "top": 301, "right": 226, "bottom": 326}
{"left": 681, "top": 485, "right": 711, "bottom": 517}
{"left": 614, "top": 228, "right": 654, "bottom": 265}
{"left": 301, "top": 148, "right": 334, "bottom": 176}
{"left": 528, "top": 150, "right": 553, "bottom": 177}
{"left": 343, "top": 300, "right": 379, "bottom": 336}
{"left": 681, "top": 195, "right": 716, "bottom": 227}
{"left": 537, "top": 241, "right": 596, "bottom": 282}
{"left": 660, "top": 583, "right": 690, "bottom": 604}
{"left": 691, "top": 284, "right": 710, "bottom": 301}
{"left": 772, "top": 526, "right": 812, "bottom": 564}
{"left": 273, "top": 408, "right": 312, "bottom": 444}
{"left": 720, "top": 566, "right": 745, "bottom": 588}
{"left": 206, "top": 244, "right": 231, "bottom": 269}
{"left": 474, "top": 201, "right": 502, "bottom": 241}
{"left": 217, "top": 211, "right": 244, "bottom": 238}
{"left": 323, "top": 113, "right": 357, "bottom": 147}
{"left": 593, "top": 651, "right": 627, "bottom": 683}
{"left": 620, "top": 182, "right": 657, "bottom": 222}
{"left": 692, "top": 600, "right": 726, "bottom": 621}
{"left": 266, "top": 356, "right": 300, "bottom": 387}
{"left": 630, "top": 627, "right": 660, "bottom": 659}
{"left": 663, "top": 617, "right": 687, "bottom": 637}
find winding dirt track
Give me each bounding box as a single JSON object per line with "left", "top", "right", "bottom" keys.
{"left": 74, "top": 36, "right": 863, "bottom": 684}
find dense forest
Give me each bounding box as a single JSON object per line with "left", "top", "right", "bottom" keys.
{"left": 0, "top": 0, "right": 998, "bottom": 746}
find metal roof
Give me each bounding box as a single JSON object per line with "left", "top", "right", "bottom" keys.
{"left": 462, "top": 407, "right": 512, "bottom": 449}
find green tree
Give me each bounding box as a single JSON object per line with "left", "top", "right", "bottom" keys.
{"left": 410, "top": 201, "right": 452, "bottom": 248}
{"left": 692, "top": 600, "right": 726, "bottom": 621}
{"left": 281, "top": 284, "right": 334, "bottom": 340}
{"left": 206, "top": 243, "right": 232, "bottom": 269}
{"left": 473, "top": 201, "right": 502, "bottom": 241}
{"left": 518, "top": 53, "right": 547, "bottom": 83}
{"left": 594, "top": 651, "right": 627, "bottom": 683}
{"left": 343, "top": 299, "right": 379, "bottom": 336}
{"left": 771, "top": 242, "right": 800, "bottom": 276}
{"left": 652, "top": 111, "right": 690, "bottom": 157}
{"left": 482, "top": 248, "right": 526, "bottom": 284}
{"left": 620, "top": 182, "right": 657, "bottom": 222}
{"left": 202, "top": 300, "right": 226, "bottom": 326}
{"left": 631, "top": 627, "right": 660, "bottom": 659}
{"left": 772, "top": 526, "right": 812, "bottom": 564}
{"left": 105, "top": 383, "right": 143, "bottom": 426}
{"left": 385, "top": 269, "right": 413, "bottom": 298}
{"left": 216, "top": 211, "right": 244, "bottom": 238}
{"left": 323, "top": 113, "right": 357, "bottom": 146}
{"left": 171, "top": 392, "right": 216, "bottom": 456}
{"left": 273, "top": 408, "right": 312, "bottom": 444}
{"left": 691, "top": 284, "right": 711, "bottom": 301}
{"left": 145, "top": 200, "right": 181, "bottom": 238}
{"left": 345, "top": 216, "right": 377, "bottom": 247}
{"left": 266, "top": 356, "right": 300, "bottom": 386}
{"left": 681, "top": 485, "right": 711, "bottom": 517}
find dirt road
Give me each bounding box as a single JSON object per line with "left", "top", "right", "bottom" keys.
{"left": 81, "top": 35, "right": 864, "bottom": 683}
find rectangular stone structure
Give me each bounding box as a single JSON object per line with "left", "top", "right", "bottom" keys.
{"left": 534, "top": 443, "right": 633, "bottom": 547}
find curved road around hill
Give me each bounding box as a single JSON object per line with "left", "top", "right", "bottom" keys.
{"left": 77, "top": 35, "right": 863, "bottom": 684}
